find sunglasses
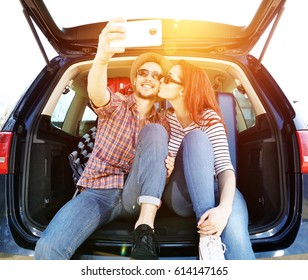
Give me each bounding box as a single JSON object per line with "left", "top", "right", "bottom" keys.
{"left": 163, "top": 74, "right": 183, "bottom": 86}
{"left": 136, "top": 69, "right": 163, "bottom": 81}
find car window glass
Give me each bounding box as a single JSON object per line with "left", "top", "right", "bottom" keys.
{"left": 234, "top": 88, "right": 256, "bottom": 132}
{"left": 51, "top": 89, "right": 75, "bottom": 129}
{"left": 78, "top": 106, "right": 97, "bottom": 136}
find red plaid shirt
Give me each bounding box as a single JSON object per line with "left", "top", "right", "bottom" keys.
{"left": 77, "top": 92, "right": 170, "bottom": 190}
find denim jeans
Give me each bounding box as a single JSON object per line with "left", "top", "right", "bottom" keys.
{"left": 35, "top": 124, "right": 169, "bottom": 259}
{"left": 163, "top": 130, "right": 256, "bottom": 260}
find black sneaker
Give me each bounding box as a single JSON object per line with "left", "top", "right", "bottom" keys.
{"left": 130, "top": 224, "right": 159, "bottom": 260}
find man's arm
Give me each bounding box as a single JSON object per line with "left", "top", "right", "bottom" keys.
{"left": 87, "top": 18, "right": 126, "bottom": 107}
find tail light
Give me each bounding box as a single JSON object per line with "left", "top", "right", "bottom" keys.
{"left": 296, "top": 130, "right": 308, "bottom": 174}
{"left": 0, "top": 132, "right": 13, "bottom": 174}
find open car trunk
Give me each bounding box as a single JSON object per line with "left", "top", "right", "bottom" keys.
{"left": 18, "top": 55, "right": 289, "bottom": 258}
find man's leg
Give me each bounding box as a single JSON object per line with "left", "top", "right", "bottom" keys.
{"left": 35, "top": 188, "right": 122, "bottom": 259}
{"left": 122, "top": 124, "right": 169, "bottom": 259}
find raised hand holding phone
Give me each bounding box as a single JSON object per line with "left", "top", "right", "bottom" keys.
{"left": 109, "top": 19, "right": 162, "bottom": 48}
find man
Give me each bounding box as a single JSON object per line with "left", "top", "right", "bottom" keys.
{"left": 34, "top": 18, "right": 174, "bottom": 260}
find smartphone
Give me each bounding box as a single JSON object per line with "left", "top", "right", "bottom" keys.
{"left": 109, "top": 20, "right": 162, "bottom": 48}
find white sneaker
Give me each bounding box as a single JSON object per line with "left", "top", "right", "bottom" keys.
{"left": 199, "top": 236, "right": 226, "bottom": 260}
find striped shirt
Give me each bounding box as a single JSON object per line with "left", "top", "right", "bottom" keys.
{"left": 166, "top": 108, "right": 234, "bottom": 176}
{"left": 77, "top": 92, "right": 170, "bottom": 189}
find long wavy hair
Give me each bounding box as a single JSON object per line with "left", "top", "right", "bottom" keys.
{"left": 179, "top": 60, "right": 225, "bottom": 129}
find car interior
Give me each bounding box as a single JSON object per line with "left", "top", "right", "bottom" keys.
{"left": 22, "top": 56, "right": 285, "bottom": 256}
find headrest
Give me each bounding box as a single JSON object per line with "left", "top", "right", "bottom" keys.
{"left": 107, "top": 77, "right": 133, "bottom": 95}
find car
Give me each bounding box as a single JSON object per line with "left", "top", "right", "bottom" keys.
{"left": 0, "top": 0, "right": 307, "bottom": 260}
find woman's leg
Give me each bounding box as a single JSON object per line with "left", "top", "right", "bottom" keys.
{"left": 164, "top": 130, "right": 215, "bottom": 219}
{"left": 219, "top": 189, "right": 256, "bottom": 260}
{"left": 164, "top": 130, "right": 255, "bottom": 259}
{"left": 34, "top": 188, "right": 122, "bottom": 259}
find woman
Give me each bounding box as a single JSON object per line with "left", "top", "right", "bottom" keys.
{"left": 159, "top": 60, "right": 255, "bottom": 260}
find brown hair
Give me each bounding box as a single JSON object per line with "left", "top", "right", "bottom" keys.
{"left": 179, "top": 60, "right": 225, "bottom": 129}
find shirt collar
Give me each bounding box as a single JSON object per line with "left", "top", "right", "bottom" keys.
{"left": 148, "top": 106, "right": 157, "bottom": 119}
{"left": 128, "top": 94, "right": 157, "bottom": 119}
{"left": 127, "top": 94, "right": 136, "bottom": 109}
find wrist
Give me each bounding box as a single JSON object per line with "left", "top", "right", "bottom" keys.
{"left": 218, "top": 203, "right": 232, "bottom": 215}
{"left": 93, "top": 56, "right": 109, "bottom": 66}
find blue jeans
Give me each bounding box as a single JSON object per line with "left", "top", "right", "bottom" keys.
{"left": 163, "top": 130, "right": 255, "bottom": 260}
{"left": 35, "top": 124, "right": 169, "bottom": 259}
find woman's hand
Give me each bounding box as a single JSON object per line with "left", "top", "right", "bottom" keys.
{"left": 165, "top": 152, "right": 175, "bottom": 178}
{"left": 197, "top": 205, "right": 231, "bottom": 238}
{"left": 197, "top": 170, "right": 235, "bottom": 237}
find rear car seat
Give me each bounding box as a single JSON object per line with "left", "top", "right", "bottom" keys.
{"left": 218, "top": 92, "right": 237, "bottom": 173}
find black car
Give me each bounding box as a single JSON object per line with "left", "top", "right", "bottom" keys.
{"left": 0, "top": 0, "right": 307, "bottom": 259}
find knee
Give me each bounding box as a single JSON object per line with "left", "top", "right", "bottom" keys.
{"left": 184, "top": 130, "right": 209, "bottom": 143}
{"left": 139, "top": 124, "right": 168, "bottom": 143}
{"left": 182, "top": 130, "right": 212, "bottom": 154}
